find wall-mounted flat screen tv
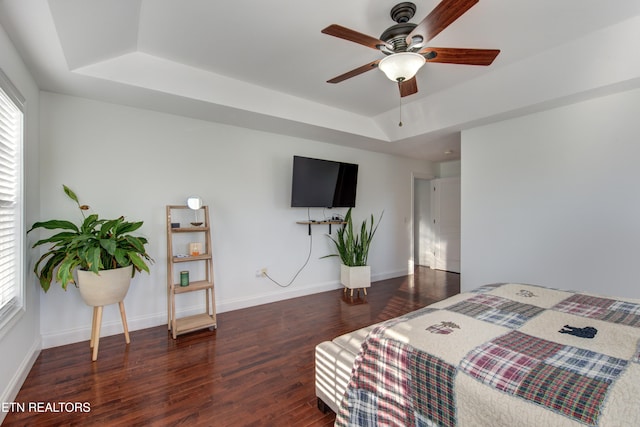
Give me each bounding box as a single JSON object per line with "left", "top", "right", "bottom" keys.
{"left": 290, "top": 156, "right": 358, "bottom": 208}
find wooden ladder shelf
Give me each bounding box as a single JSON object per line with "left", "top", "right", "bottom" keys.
{"left": 166, "top": 205, "right": 217, "bottom": 339}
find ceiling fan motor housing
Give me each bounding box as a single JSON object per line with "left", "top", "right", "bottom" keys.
{"left": 380, "top": 23, "right": 417, "bottom": 53}
{"left": 380, "top": 2, "right": 419, "bottom": 54}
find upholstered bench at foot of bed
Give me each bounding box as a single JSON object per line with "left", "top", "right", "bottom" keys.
{"left": 314, "top": 326, "right": 375, "bottom": 414}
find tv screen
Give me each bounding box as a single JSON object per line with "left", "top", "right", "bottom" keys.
{"left": 291, "top": 156, "right": 358, "bottom": 208}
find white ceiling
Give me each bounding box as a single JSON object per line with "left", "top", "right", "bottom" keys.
{"left": 1, "top": 0, "right": 639, "bottom": 161}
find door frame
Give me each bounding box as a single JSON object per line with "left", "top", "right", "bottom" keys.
{"left": 410, "top": 172, "right": 435, "bottom": 272}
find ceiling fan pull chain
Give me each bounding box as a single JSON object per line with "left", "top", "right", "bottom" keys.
{"left": 398, "top": 81, "right": 403, "bottom": 127}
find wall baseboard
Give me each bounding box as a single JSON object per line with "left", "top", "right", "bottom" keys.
{"left": 41, "top": 312, "right": 166, "bottom": 349}
{"left": 217, "top": 279, "right": 343, "bottom": 313}
{"left": 0, "top": 337, "right": 41, "bottom": 424}
{"left": 40, "top": 269, "right": 409, "bottom": 349}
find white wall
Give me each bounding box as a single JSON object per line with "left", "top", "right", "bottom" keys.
{"left": 437, "top": 160, "right": 461, "bottom": 178}
{"left": 461, "top": 88, "right": 640, "bottom": 298}
{"left": 0, "top": 23, "right": 41, "bottom": 422}
{"left": 37, "top": 92, "right": 434, "bottom": 347}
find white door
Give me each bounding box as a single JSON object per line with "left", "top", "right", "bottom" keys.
{"left": 431, "top": 177, "right": 461, "bottom": 273}
{"left": 414, "top": 178, "right": 432, "bottom": 267}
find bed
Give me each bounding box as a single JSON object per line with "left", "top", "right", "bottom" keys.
{"left": 316, "top": 283, "right": 640, "bottom": 426}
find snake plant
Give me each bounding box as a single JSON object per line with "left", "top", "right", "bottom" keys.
{"left": 323, "top": 208, "right": 383, "bottom": 266}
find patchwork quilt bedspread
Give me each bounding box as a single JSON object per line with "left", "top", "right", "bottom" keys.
{"left": 335, "top": 283, "right": 640, "bottom": 427}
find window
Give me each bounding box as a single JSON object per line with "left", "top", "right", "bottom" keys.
{"left": 0, "top": 68, "right": 24, "bottom": 331}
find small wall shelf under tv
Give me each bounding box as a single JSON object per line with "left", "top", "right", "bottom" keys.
{"left": 296, "top": 220, "right": 346, "bottom": 235}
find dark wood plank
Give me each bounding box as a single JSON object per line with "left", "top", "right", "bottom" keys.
{"left": 326, "top": 60, "right": 380, "bottom": 84}
{"left": 321, "top": 24, "right": 388, "bottom": 50}
{"left": 3, "top": 267, "right": 459, "bottom": 426}
{"left": 423, "top": 47, "right": 500, "bottom": 66}
{"left": 399, "top": 77, "right": 418, "bottom": 97}
{"left": 407, "top": 0, "right": 479, "bottom": 44}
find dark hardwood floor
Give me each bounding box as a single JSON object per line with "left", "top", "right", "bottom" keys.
{"left": 3, "top": 267, "right": 459, "bottom": 426}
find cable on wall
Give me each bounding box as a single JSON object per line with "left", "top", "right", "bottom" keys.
{"left": 264, "top": 208, "right": 314, "bottom": 288}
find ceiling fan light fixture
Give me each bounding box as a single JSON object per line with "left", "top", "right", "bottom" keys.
{"left": 378, "top": 52, "right": 426, "bottom": 82}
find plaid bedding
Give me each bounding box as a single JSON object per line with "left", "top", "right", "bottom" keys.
{"left": 335, "top": 284, "right": 640, "bottom": 427}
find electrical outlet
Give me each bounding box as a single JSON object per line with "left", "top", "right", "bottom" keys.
{"left": 255, "top": 268, "right": 267, "bottom": 278}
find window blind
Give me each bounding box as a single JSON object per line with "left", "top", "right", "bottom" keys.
{"left": 0, "top": 69, "right": 24, "bottom": 329}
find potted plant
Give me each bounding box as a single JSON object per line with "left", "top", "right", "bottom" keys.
{"left": 28, "top": 185, "right": 153, "bottom": 302}
{"left": 323, "top": 208, "right": 382, "bottom": 295}
{"left": 28, "top": 185, "right": 153, "bottom": 360}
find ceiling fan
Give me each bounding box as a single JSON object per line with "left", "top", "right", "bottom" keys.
{"left": 321, "top": 0, "right": 500, "bottom": 97}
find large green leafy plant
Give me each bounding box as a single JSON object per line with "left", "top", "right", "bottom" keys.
{"left": 324, "top": 208, "right": 383, "bottom": 267}
{"left": 28, "top": 185, "right": 153, "bottom": 292}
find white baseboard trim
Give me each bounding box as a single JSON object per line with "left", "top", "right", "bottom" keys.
{"left": 372, "top": 268, "right": 411, "bottom": 282}
{"left": 40, "top": 269, "right": 409, "bottom": 349}
{"left": 216, "top": 279, "right": 343, "bottom": 313}
{"left": 41, "top": 311, "right": 169, "bottom": 349}
{"left": 216, "top": 269, "right": 408, "bottom": 313}
{"left": 0, "top": 337, "right": 41, "bottom": 424}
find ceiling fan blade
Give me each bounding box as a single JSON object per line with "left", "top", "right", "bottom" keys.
{"left": 406, "top": 0, "right": 478, "bottom": 45}
{"left": 399, "top": 77, "right": 418, "bottom": 97}
{"left": 322, "top": 24, "right": 390, "bottom": 50}
{"left": 421, "top": 47, "right": 500, "bottom": 66}
{"left": 327, "top": 59, "right": 381, "bottom": 84}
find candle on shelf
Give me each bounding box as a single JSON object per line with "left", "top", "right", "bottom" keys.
{"left": 189, "top": 242, "right": 202, "bottom": 256}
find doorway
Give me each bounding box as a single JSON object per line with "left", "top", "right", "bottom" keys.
{"left": 413, "top": 176, "right": 460, "bottom": 273}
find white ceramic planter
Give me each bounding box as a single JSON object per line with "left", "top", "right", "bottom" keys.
{"left": 340, "top": 264, "right": 371, "bottom": 290}
{"left": 77, "top": 265, "right": 133, "bottom": 361}
{"left": 77, "top": 265, "right": 133, "bottom": 307}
